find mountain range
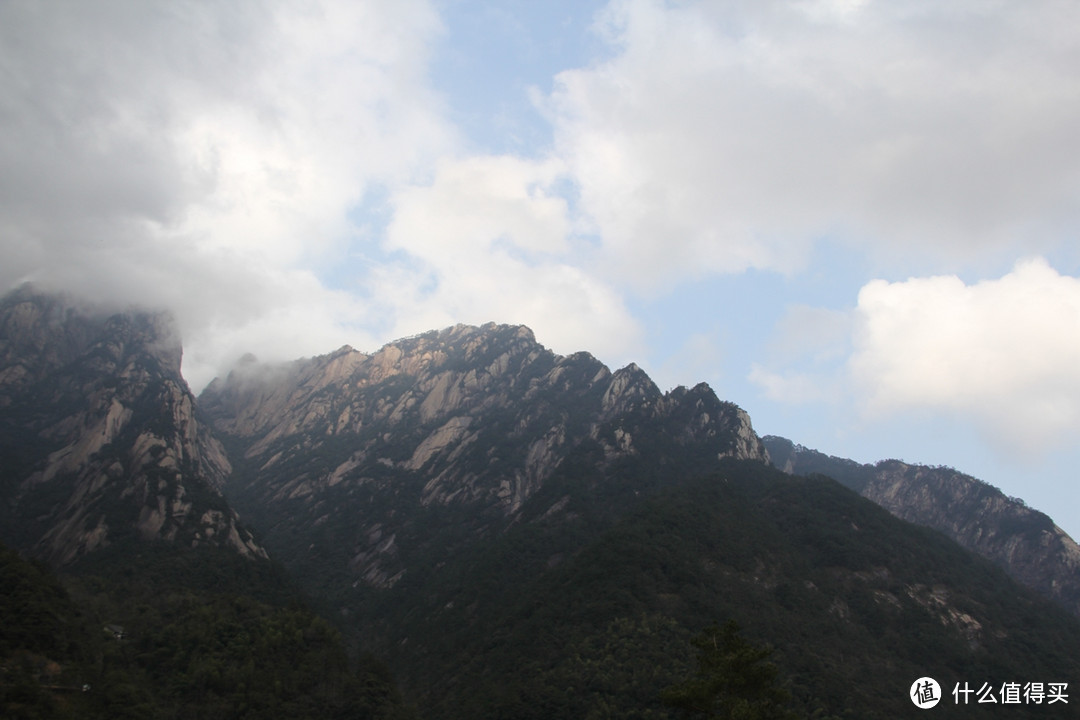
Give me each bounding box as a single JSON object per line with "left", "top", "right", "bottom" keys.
{"left": 2, "top": 287, "right": 1078, "bottom": 719}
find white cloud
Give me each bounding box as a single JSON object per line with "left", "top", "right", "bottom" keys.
{"left": 0, "top": 0, "right": 454, "bottom": 388}
{"left": 750, "top": 259, "right": 1080, "bottom": 458}
{"left": 543, "top": 0, "right": 1080, "bottom": 289}
{"left": 850, "top": 257, "right": 1080, "bottom": 455}
{"left": 388, "top": 155, "right": 572, "bottom": 264}
{"left": 382, "top": 154, "right": 643, "bottom": 362}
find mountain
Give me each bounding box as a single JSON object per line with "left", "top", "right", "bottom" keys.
{"left": 0, "top": 289, "right": 414, "bottom": 720}
{"left": 199, "top": 322, "right": 768, "bottom": 591}
{"left": 764, "top": 435, "right": 1080, "bottom": 618}
{"left": 0, "top": 287, "right": 265, "bottom": 563}
{"left": 6, "top": 289, "right": 1080, "bottom": 718}
{"left": 200, "top": 322, "right": 1080, "bottom": 718}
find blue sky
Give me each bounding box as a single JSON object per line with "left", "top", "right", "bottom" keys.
{"left": 3, "top": 0, "right": 1080, "bottom": 538}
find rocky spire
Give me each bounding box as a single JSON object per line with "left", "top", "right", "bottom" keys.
{"left": 0, "top": 288, "right": 266, "bottom": 564}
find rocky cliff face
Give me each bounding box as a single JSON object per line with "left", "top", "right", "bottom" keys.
{"left": 863, "top": 461, "right": 1080, "bottom": 616}
{"left": 201, "top": 323, "right": 768, "bottom": 588}
{"left": 0, "top": 288, "right": 266, "bottom": 564}
{"left": 764, "top": 436, "right": 1080, "bottom": 617}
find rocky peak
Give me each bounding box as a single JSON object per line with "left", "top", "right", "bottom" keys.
{"left": 648, "top": 383, "right": 769, "bottom": 463}
{"left": 203, "top": 322, "right": 550, "bottom": 442}
{"left": 202, "top": 322, "right": 770, "bottom": 589}
{"left": 97, "top": 311, "right": 183, "bottom": 376}
{"left": 0, "top": 288, "right": 183, "bottom": 395}
{"left": 0, "top": 289, "right": 265, "bottom": 565}
{"left": 601, "top": 363, "right": 661, "bottom": 417}
{"left": 0, "top": 289, "right": 99, "bottom": 396}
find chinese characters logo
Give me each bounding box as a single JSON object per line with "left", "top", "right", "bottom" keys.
{"left": 911, "top": 677, "right": 1068, "bottom": 709}
{"left": 911, "top": 677, "right": 941, "bottom": 709}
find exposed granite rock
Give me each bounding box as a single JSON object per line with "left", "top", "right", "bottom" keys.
{"left": 0, "top": 287, "right": 266, "bottom": 564}
{"left": 764, "top": 435, "right": 1080, "bottom": 618}
{"left": 202, "top": 323, "right": 769, "bottom": 588}
{"left": 863, "top": 460, "right": 1080, "bottom": 617}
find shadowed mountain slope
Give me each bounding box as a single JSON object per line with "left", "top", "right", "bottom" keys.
{"left": 0, "top": 288, "right": 265, "bottom": 564}
{"left": 765, "top": 435, "right": 1080, "bottom": 618}
{"left": 345, "top": 458, "right": 1080, "bottom": 719}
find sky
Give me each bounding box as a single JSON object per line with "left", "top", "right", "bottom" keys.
{"left": 2, "top": 0, "right": 1080, "bottom": 537}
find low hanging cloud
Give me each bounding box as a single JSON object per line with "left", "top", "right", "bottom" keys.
{"left": 543, "top": 0, "right": 1080, "bottom": 289}
{"left": 0, "top": 0, "right": 649, "bottom": 388}
{"left": 0, "top": 0, "right": 454, "bottom": 389}
{"left": 850, "top": 258, "right": 1080, "bottom": 455}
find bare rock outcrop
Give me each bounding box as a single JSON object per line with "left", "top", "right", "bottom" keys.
{"left": 862, "top": 461, "right": 1080, "bottom": 617}
{"left": 202, "top": 323, "right": 769, "bottom": 588}
{"left": 0, "top": 287, "right": 266, "bottom": 564}
{"left": 764, "top": 435, "right": 1080, "bottom": 618}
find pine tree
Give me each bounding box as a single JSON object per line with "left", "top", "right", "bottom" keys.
{"left": 662, "top": 621, "right": 797, "bottom": 719}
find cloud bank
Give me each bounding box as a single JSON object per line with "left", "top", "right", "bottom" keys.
{"left": 544, "top": 0, "right": 1080, "bottom": 287}
{"left": 752, "top": 258, "right": 1080, "bottom": 457}
{"left": 0, "top": 0, "right": 457, "bottom": 388}
{"left": 851, "top": 258, "right": 1080, "bottom": 455}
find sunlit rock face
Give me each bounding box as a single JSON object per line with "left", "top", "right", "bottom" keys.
{"left": 0, "top": 287, "right": 266, "bottom": 564}
{"left": 201, "top": 322, "right": 768, "bottom": 589}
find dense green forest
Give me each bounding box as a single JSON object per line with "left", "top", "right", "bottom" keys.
{"left": 6, "top": 461, "right": 1080, "bottom": 718}
{"left": 0, "top": 541, "right": 413, "bottom": 719}
{"left": 344, "top": 459, "right": 1080, "bottom": 719}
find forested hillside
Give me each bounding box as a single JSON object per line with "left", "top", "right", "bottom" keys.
{"left": 345, "top": 459, "right": 1080, "bottom": 719}
{"left": 1, "top": 540, "right": 414, "bottom": 719}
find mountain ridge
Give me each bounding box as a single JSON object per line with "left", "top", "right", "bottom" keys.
{"left": 5, "top": 287, "right": 1080, "bottom": 717}
{"left": 764, "top": 434, "right": 1080, "bottom": 617}
{"left": 5, "top": 285, "right": 1078, "bottom": 621}
{"left": 200, "top": 321, "right": 769, "bottom": 591}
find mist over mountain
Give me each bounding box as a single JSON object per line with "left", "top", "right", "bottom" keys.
{"left": 0, "top": 288, "right": 264, "bottom": 564}
{"left": 0, "top": 288, "right": 413, "bottom": 719}
{"left": 3, "top": 287, "right": 1080, "bottom": 719}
